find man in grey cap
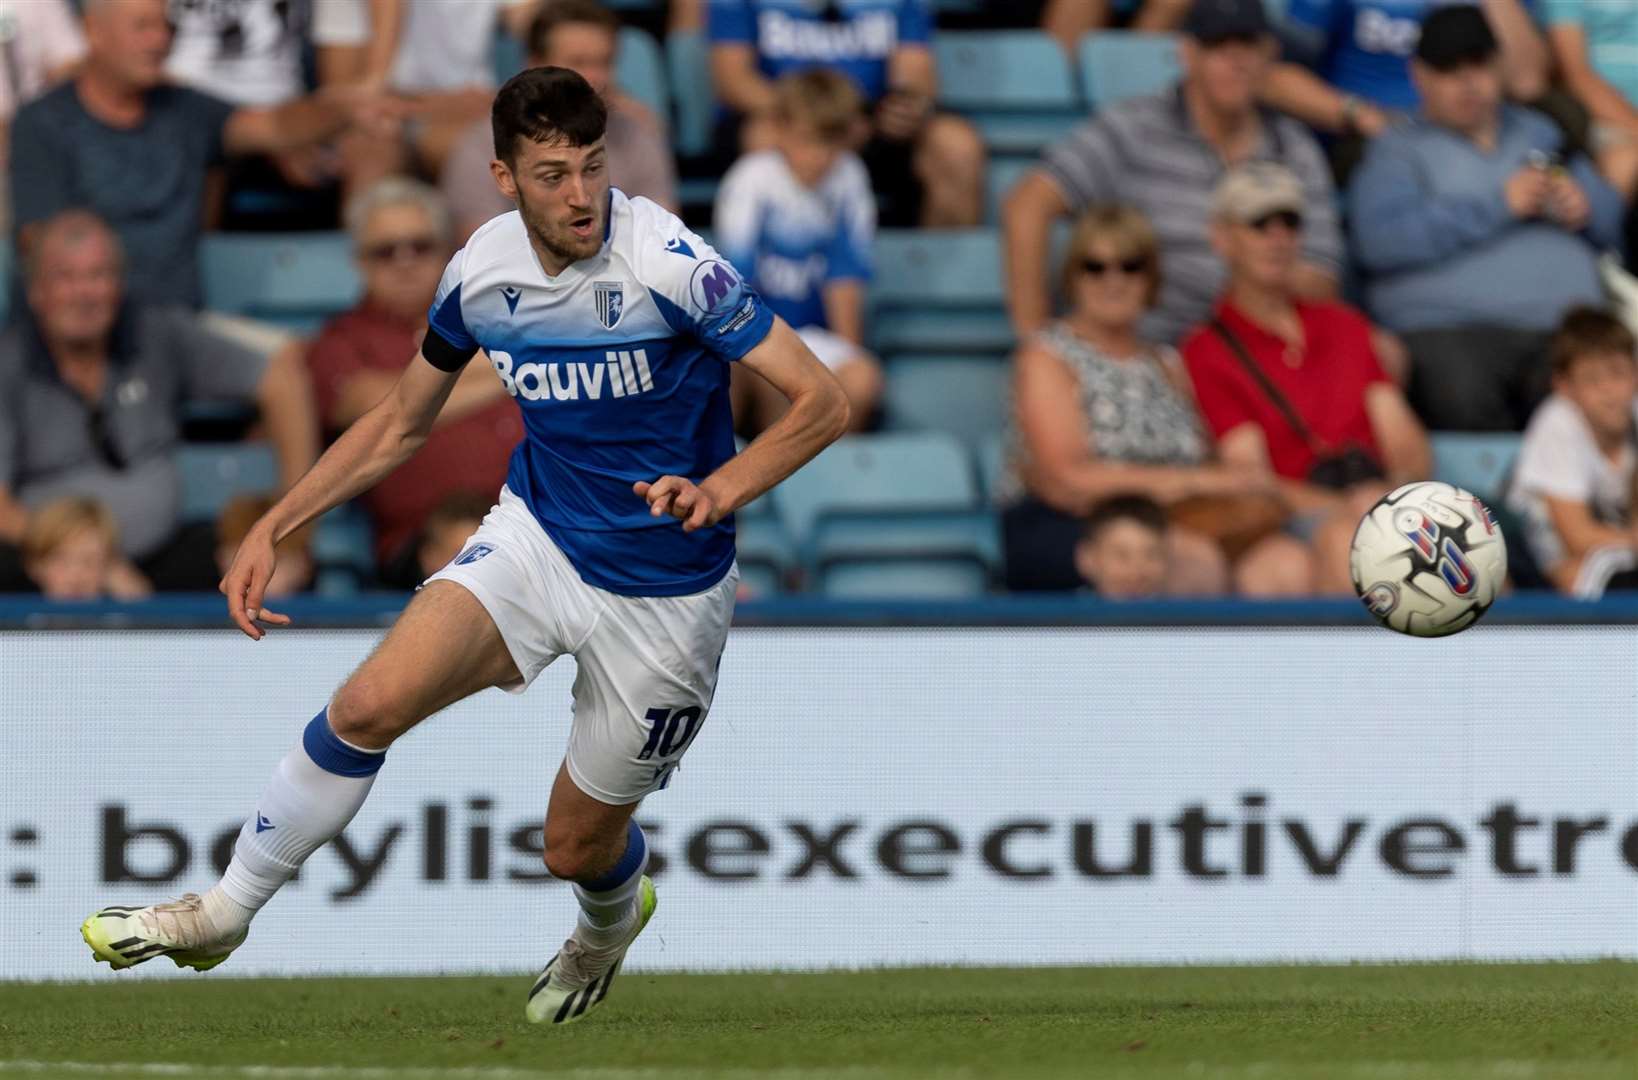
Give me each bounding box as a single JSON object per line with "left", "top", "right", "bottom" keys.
{"left": 1005, "top": 0, "right": 1343, "bottom": 348}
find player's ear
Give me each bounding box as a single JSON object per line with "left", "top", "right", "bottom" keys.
{"left": 491, "top": 158, "right": 519, "bottom": 201}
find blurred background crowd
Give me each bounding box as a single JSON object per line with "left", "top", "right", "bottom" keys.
{"left": 1, "top": 0, "right": 1636, "bottom": 605}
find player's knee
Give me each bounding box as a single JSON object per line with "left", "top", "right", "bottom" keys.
{"left": 542, "top": 835, "right": 607, "bottom": 883}
{"left": 327, "top": 677, "right": 420, "bottom": 750}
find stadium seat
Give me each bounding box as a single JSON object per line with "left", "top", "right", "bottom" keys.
{"left": 818, "top": 557, "right": 990, "bottom": 598}
{"left": 311, "top": 503, "right": 376, "bottom": 596}
{"left": 666, "top": 29, "right": 714, "bottom": 159}
{"left": 492, "top": 26, "right": 526, "bottom": 83}
{"left": 934, "top": 32, "right": 1084, "bottom": 154}
{"left": 882, "top": 355, "right": 1010, "bottom": 445}
{"left": 616, "top": 27, "right": 670, "bottom": 125}
{"left": 1079, "top": 32, "right": 1181, "bottom": 110}
{"left": 175, "top": 443, "right": 277, "bottom": 521}
{"left": 1431, "top": 433, "right": 1523, "bottom": 500}
{"left": 975, "top": 431, "right": 1008, "bottom": 503}
{"left": 733, "top": 495, "right": 793, "bottom": 596}
{"left": 199, "top": 233, "right": 360, "bottom": 333}
{"left": 871, "top": 230, "right": 1012, "bottom": 354}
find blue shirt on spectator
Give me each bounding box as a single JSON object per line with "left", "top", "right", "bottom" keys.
{"left": 1348, "top": 105, "right": 1626, "bottom": 333}
{"left": 707, "top": 0, "right": 933, "bottom": 104}
{"left": 1283, "top": 0, "right": 1534, "bottom": 112}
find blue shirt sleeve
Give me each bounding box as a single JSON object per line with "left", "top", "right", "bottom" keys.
{"left": 643, "top": 225, "right": 776, "bottom": 362}
{"left": 424, "top": 251, "right": 479, "bottom": 369}
{"left": 707, "top": 0, "right": 756, "bottom": 44}
{"left": 897, "top": 0, "right": 934, "bottom": 45}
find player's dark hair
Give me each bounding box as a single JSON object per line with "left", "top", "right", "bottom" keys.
{"left": 492, "top": 66, "right": 608, "bottom": 165}
{"left": 1084, "top": 495, "right": 1167, "bottom": 544}
{"left": 527, "top": 0, "right": 619, "bottom": 62}
{"left": 1550, "top": 306, "right": 1636, "bottom": 376}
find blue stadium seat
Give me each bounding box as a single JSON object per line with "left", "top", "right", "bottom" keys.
{"left": 871, "top": 230, "right": 1012, "bottom": 354}
{"left": 934, "top": 32, "right": 1084, "bottom": 154}
{"left": 311, "top": 503, "right": 376, "bottom": 595}
{"left": 818, "top": 558, "right": 990, "bottom": 598}
{"left": 1079, "top": 32, "right": 1181, "bottom": 110}
{"left": 616, "top": 27, "right": 670, "bottom": 125}
{"left": 1431, "top": 433, "right": 1522, "bottom": 500}
{"left": 199, "top": 233, "right": 359, "bottom": 333}
{"left": 175, "top": 443, "right": 277, "bottom": 521}
{"left": 986, "top": 156, "right": 1037, "bottom": 225}
{"left": 975, "top": 431, "right": 1008, "bottom": 503}
{"left": 733, "top": 493, "right": 793, "bottom": 596}
{"left": 666, "top": 29, "right": 714, "bottom": 159}
{"left": 882, "top": 355, "right": 1010, "bottom": 445}
{"left": 493, "top": 26, "right": 526, "bottom": 83}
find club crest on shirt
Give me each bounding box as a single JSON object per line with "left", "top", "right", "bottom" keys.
{"left": 594, "top": 280, "right": 624, "bottom": 329}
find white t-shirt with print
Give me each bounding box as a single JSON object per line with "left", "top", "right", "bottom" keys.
{"left": 389, "top": 0, "right": 531, "bottom": 92}
{"left": 1505, "top": 393, "right": 1638, "bottom": 572}
{"left": 165, "top": 0, "right": 305, "bottom": 107}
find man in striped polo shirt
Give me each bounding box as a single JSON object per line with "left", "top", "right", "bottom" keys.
{"left": 1004, "top": 0, "right": 1344, "bottom": 348}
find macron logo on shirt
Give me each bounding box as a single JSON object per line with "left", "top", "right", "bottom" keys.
{"left": 489, "top": 348, "right": 655, "bottom": 403}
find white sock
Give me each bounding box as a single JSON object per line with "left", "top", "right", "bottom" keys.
{"left": 572, "top": 821, "right": 649, "bottom": 949}
{"left": 212, "top": 708, "right": 386, "bottom": 931}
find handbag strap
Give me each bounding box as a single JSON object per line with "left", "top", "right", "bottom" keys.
{"left": 1209, "top": 317, "right": 1324, "bottom": 454}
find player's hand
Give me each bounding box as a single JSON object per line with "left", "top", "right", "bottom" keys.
{"left": 1503, "top": 166, "right": 1549, "bottom": 219}
{"left": 634, "top": 475, "right": 724, "bottom": 533}
{"left": 218, "top": 526, "right": 292, "bottom": 640}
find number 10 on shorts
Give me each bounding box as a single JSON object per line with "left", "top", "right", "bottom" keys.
{"left": 637, "top": 706, "right": 703, "bottom": 762}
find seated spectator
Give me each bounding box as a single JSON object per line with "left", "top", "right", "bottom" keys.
{"left": 414, "top": 490, "right": 495, "bottom": 581}
{"left": 1505, "top": 307, "right": 1638, "bottom": 597}
{"left": 708, "top": 0, "right": 985, "bottom": 227}
{"left": 717, "top": 69, "right": 882, "bottom": 435}
{"left": 1269, "top": 0, "right": 1547, "bottom": 179}
{"left": 216, "top": 493, "right": 315, "bottom": 598}
{"left": 1005, "top": 0, "right": 1344, "bottom": 348}
{"left": 21, "top": 495, "right": 146, "bottom": 601}
{"left": 1543, "top": 0, "right": 1638, "bottom": 204}
{"left": 1184, "top": 163, "right": 1431, "bottom": 595}
{"left": 1073, "top": 495, "right": 1171, "bottom": 599}
{"left": 1349, "top": 6, "right": 1627, "bottom": 432}
{"left": 306, "top": 178, "right": 522, "bottom": 586}
{"left": 443, "top": 0, "right": 679, "bottom": 240}
{"left": 10, "top": 0, "right": 378, "bottom": 310}
{"left": 1001, "top": 203, "right": 1306, "bottom": 596}
{"left": 0, "top": 210, "right": 317, "bottom": 592}
{"left": 0, "top": 0, "right": 85, "bottom": 232}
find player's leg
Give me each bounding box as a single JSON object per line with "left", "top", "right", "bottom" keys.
{"left": 81, "top": 581, "right": 521, "bottom": 971}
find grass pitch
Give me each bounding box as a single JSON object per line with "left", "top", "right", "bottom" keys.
{"left": 0, "top": 963, "right": 1632, "bottom": 1080}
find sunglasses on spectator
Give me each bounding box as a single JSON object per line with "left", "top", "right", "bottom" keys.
{"left": 360, "top": 237, "right": 440, "bottom": 262}
{"left": 1247, "top": 209, "right": 1303, "bottom": 232}
{"left": 1079, "top": 256, "right": 1149, "bottom": 278}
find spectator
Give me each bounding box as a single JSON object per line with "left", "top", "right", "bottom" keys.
{"left": 1004, "top": 0, "right": 1344, "bottom": 348}
{"left": 165, "top": 0, "right": 307, "bottom": 107}
{"left": 414, "top": 490, "right": 494, "bottom": 581}
{"left": 20, "top": 495, "right": 145, "bottom": 600}
{"left": 1269, "top": 0, "right": 1548, "bottom": 174}
{"left": 10, "top": 0, "right": 379, "bottom": 310}
{"left": 443, "top": 0, "right": 679, "bottom": 240}
{"left": 1041, "top": 0, "right": 1196, "bottom": 52}
{"left": 306, "top": 178, "right": 522, "bottom": 587}
{"left": 708, "top": 0, "right": 985, "bottom": 227}
{"left": 1505, "top": 307, "right": 1638, "bottom": 597}
{"left": 1073, "top": 495, "right": 1171, "bottom": 599}
{"left": 1543, "top": 0, "right": 1638, "bottom": 201}
{"left": 0, "top": 210, "right": 317, "bottom": 592}
{"left": 1184, "top": 163, "right": 1431, "bottom": 595}
{"left": 216, "top": 493, "right": 314, "bottom": 598}
{"left": 716, "top": 69, "right": 882, "bottom": 435}
{"left": 1349, "top": 6, "right": 1627, "bottom": 432}
{"left": 1001, "top": 203, "right": 1304, "bottom": 595}
{"left": 0, "top": 0, "right": 85, "bottom": 231}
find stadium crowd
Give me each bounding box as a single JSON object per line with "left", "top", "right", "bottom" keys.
{"left": 0, "top": 0, "right": 1635, "bottom": 602}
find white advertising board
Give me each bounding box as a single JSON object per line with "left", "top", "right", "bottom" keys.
{"left": 1, "top": 626, "right": 1634, "bottom": 980}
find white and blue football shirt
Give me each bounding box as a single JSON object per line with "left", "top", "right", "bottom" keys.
{"left": 714, "top": 149, "right": 874, "bottom": 333}
{"left": 706, "top": 0, "right": 934, "bottom": 104}
{"left": 423, "top": 189, "right": 774, "bottom": 597}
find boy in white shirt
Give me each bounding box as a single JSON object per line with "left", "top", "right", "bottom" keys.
{"left": 1507, "top": 306, "right": 1638, "bottom": 596}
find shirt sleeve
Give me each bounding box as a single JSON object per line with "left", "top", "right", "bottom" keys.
{"left": 707, "top": 0, "right": 756, "bottom": 44}
{"left": 640, "top": 214, "right": 775, "bottom": 362}
{"left": 1347, "top": 129, "right": 1514, "bottom": 274}
{"left": 171, "top": 311, "right": 272, "bottom": 402}
{"left": 1512, "top": 403, "right": 1595, "bottom": 503}
{"left": 712, "top": 160, "right": 762, "bottom": 281}
{"left": 178, "top": 87, "right": 239, "bottom": 167}
{"left": 896, "top": 0, "right": 935, "bottom": 45}
{"left": 423, "top": 249, "right": 480, "bottom": 371}
{"left": 1041, "top": 114, "right": 1123, "bottom": 213}
{"left": 824, "top": 160, "right": 876, "bottom": 283}
{"left": 9, "top": 99, "right": 72, "bottom": 228}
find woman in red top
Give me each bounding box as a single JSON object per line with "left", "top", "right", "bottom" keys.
{"left": 1182, "top": 163, "right": 1431, "bottom": 593}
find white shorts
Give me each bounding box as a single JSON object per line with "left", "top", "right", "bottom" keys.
{"left": 426, "top": 487, "right": 739, "bottom": 804}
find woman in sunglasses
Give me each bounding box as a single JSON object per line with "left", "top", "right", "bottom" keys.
{"left": 1001, "top": 204, "right": 1311, "bottom": 595}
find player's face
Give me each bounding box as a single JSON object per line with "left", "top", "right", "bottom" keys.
{"left": 539, "top": 23, "right": 617, "bottom": 98}
{"left": 28, "top": 528, "right": 112, "bottom": 602}
{"left": 1071, "top": 239, "right": 1152, "bottom": 332}
{"left": 87, "top": 0, "right": 174, "bottom": 90}
{"left": 1077, "top": 521, "right": 1168, "bottom": 600}
{"left": 356, "top": 202, "right": 448, "bottom": 321}
{"left": 1556, "top": 350, "right": 1638, "bottom": 442}
{"left": 27, "top": 230, "right": 124, "bottom": 350}
{"left": 498, "top": 137, "right": 611, "bottom": 272}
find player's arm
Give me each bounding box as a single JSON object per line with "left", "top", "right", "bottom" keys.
{"left": 637, "top": 319, "right": 849, "bottom": 531}
{"left": 219, "top": 352, "right": 467, "bottom": 639}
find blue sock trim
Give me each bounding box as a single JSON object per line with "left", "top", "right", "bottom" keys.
{"left": 581, "top": 821, "right": 646, "bottom": 893}
{"left": 301, "top": 709, "right": 386, "bottom": 778}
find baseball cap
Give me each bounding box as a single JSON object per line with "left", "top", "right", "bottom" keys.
{"left": 1184, "top": 0, "right": 1270, "bottom": 43}
{"left": 1414, "top": 6, "right": 1499, "bottom": 71}
{"left": 1212, "top": 162, "right": 1305, "bottom": 223}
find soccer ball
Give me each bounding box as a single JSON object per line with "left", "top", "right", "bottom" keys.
{"left": 1349, "top": 481, "right": 1507, "bottom": 638}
